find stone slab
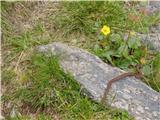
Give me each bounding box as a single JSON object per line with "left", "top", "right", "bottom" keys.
{"left": 138, "top": 33, "right": 160, "bottom": 51}
{"left": 37, "top": 42, "right": 160, "bottom": 120}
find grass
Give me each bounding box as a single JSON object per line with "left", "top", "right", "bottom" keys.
{"left": 2, "top": 53, "right": 134, "bottom": 120}
{"left": 10, "top": 24, "right": 51, "bottom": 52}
{"left": 1, "top": 1, "right": 160, "bottom": 119}
{"left": 141, "top": 52, "right": 160, "bottom": 91}
{"left": 54, "top": 1, "right": 160, "bottom": 91}
{"left": 55, "top": 1, "right": 159, "bottom": 36}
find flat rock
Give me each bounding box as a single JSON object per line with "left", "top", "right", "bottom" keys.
{"left": 135, "top": 1, "right": 160, "bottom": 52}
{"left": 37, "top": 42, "right": 160, "bottom": 120}
{"left": 149, "top": 1, "right": 160, "bottom": 9}
{"left": 138, "top": 32, "right": 160, "bottom": 51}
{"left": 123, "top": 32, "right": 160, "bottom": 52}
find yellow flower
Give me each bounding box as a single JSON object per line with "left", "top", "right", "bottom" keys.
{"left": 130, "top": 31, "right": 136, "bottom": 36}
{"left": 140, "top": 57, "right": 146, "bottom": 65}
{"left": 101, "top": 25, "right": 110, "bottom": 36}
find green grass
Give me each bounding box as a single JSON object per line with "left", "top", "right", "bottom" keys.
{"left": 2, "top": 53, "right": 134, "bottom": 120}
{"left": 54, "top": 1, "right": 159, "bottom": 36}
{"left": 54, "top": 1, "right": 160, "bottom": 91}
{"left": 10, "top": 24, "right": 50, "bottom": 52}
{"left": 141, "top": 52, "right": 160, "bottom": 91}
{"left": 1, "top": 1, "right": 160, "bottom": 119}
{"left": 55, "top": 1, "right": 126, "bottom": 35}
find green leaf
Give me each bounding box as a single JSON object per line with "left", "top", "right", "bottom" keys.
{"left": 106, "top": 55, "right": 114, "bottom": 65}
{"left": 128, "top": 38, "right": 136, "bottom": 49}
{"left": 136, "top": 38, "right": 141, "bottom": 47}
{"left": 94, "top": 44, "right": 100, "bottom": 51}
{"left": 110, "top": 33, "right": 121, "bottom": 42}
{"left": 118, "top": 43, "right": 129, "bottom": 58}
{"left": 98, "top": 35, "right": 104, "bottom": 40}
{"left": 101, "top": 51, "right": 114, "bottom": 65}
{"left": 142, "top": 65, "right": 152, "bottom": 76}
{"left": 95, "top": 21, "right": 100, "bottom": 27}
{"left": 128, "top": 37, "right": 141, "bottom": 49}
{"left": 123, "top": 46, "right": 129, "bottom": 58}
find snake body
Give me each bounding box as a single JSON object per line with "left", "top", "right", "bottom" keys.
{"left": 101, "top": 69, "right": 142, "bottom": 103}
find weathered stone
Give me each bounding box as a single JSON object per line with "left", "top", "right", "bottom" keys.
{"left": 124, "top": 29, "right": 160, "bottom": 52}
{"left": 149, "top": 1, "right": 160, "bottom": 9}
{"left": 134, "top": 1, "right": 160, "bottom": 52}
{"left": 138, "top": 33, "right": 160, "bottom": 51}
{"left": 37, "top": 42, "right": 160, "bottom": 120}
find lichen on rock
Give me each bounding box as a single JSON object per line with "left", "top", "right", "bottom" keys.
{"left": 37, "top": 42, "right": 160, "bottom": 120}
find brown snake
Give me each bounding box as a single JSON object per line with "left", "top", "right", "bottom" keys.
{"left": 101, "top": 66, "right": 142, "bottom": 103}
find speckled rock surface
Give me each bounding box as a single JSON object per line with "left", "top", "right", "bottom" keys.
{"left": 138, "top": 32, "right": 160, "bottom": 51}
{"left": 37, "top": 42, "right": 160, "bottom": 120}
{"left": 136, "top": 1, "right": 160, "bottom": 52}
{"left": 149, "top": 1, "right": 160, "bottom": 9}
{"left": 124, "top": 31, "right": 160, "bottom": 52}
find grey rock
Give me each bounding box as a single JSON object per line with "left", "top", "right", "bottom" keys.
{"left": 37, "top": 42, "right": 160, "bottom": 120}
{"left": 138, "top": 33, "right": 160, "bottom": 51}
{"left": 150, "top": 24, "right": 160, "bottom": 33}
{"left": 124, "top": 27, "right": 160, "bottom": 51}
{"left": 134, "top": 1, "right": 160, "bottom": 52}
{"left": 149, "top": 1, "right": 160, "bottom": 9}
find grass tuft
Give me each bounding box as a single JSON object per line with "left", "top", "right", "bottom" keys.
{"left": 2, "top": 53, "right": 134, "bottom": 119}
{"left": 2, "top": 1, "right": 159, "bottom": 119}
